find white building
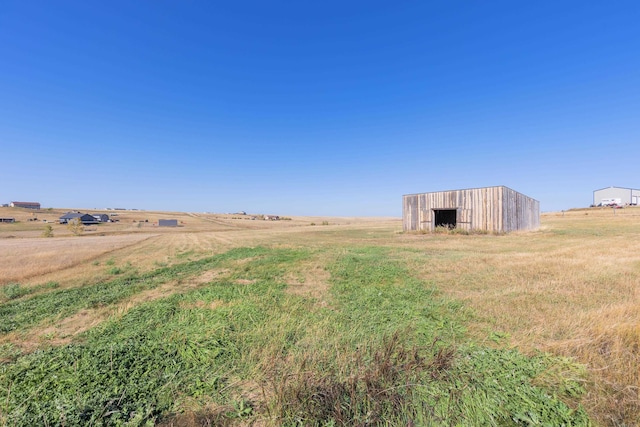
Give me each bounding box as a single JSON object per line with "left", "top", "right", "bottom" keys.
{"left": 593, "top": 186, "right": 640, "bottom": 206}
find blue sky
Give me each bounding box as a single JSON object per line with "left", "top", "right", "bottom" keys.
{"left": 1, "top": 1, "right": 639, "bottom": 215}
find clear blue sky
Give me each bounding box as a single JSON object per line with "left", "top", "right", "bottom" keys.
{"left": 2, "top": 1, "right": 639, "bottom": 215}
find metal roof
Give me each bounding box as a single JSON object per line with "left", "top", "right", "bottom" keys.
{"left": 59, "top": 212, "right": 84, "bottom": 219}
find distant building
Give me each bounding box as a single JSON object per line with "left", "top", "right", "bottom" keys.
{"left": 10, "top": 201, "right": 41, "bottom": 209}
{"left": 59, "top": 212, "right": 99, "bottom": 225}
{"left": 92, "top": 214, "right": 109, "bottom": 223}
{"left": 593, "top": 186, "right": 640, "bottom": 206}
{"left": 403, "top": 186, "right": 540, "bottom": 233}
{"left": 158, "top": 219, "right": 178, "bottom": 227}
{"left": 0, "top": 218, "right": 15, "bottom": 223}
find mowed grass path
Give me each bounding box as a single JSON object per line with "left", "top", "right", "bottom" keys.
{"left": 0, "top": 245, "right": 588, "bottom": 426}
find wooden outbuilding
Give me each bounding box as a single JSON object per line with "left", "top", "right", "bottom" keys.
{"left": 158, "top": 219, "right": 178, "bottom": 227}
{"left": 403, "top": 186, "right": 539, "bottom": 233}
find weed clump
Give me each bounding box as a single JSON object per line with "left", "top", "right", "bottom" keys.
{"left": 108, "top": 266, "right": 123, "bottom": 275}
{"left": 266, "top": 333, "right": 454, "bottom": 426}
{"left": 67, "top": 218, "right": 84, "bottom": 236}
{"left": 42, "top": 224, "right": 54, "bottom": 237}
{"left": 1, "top": 283, "right": 30, "bottom": 301}
{"left": 432, "top": 225, "right": 491, "bottom": 235}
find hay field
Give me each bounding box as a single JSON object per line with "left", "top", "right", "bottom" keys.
{"left": 0, "top": 234, "right": 154, "bottom": 285}
{"left": 1, "top": 206, "right": 639, "bottom": 424}
{"left": 0, "top": 207, "right": 397, "bottom": 287}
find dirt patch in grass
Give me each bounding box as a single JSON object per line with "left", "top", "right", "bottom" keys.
{"left": 24, "top": 309, "right": 104, "bottom": 350}
{"left": 123, "top": 268, "right": 229, "bottom": 306}
{"left": 284, "top": 260, "right": 331, "bottom": 302}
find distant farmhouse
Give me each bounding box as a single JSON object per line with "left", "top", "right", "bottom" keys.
{"left": 10, "top": 201, "right": 40, "bottom": 209}
{"left": 158, "top": 219, "right": 178, "bottom": 227}
{"left": 593, "top": 186, "right": 640, "bottom": 206}
{"left": 59, "top": 213, "right": 97, "bottom": 225}
{"left": 59, "top": 212, "right": 109, "bottom": 225}
{"left": 92, "top": 214, "right": 109, "bottom": 223}
{"left": 403, "top": 186, "right": 539, "bottom": 233}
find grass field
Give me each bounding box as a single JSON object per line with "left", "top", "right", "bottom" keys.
{"left": 0, "top": 206, "right": 639, "bottom": 425}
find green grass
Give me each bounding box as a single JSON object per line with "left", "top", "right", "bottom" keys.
{"left": 0, "top": 246, "right": 590, "bottom": 426}
{"left": 0, "top": 281, "right": 59, "bottom": 303}
{"left": 0, "top": 248, "right": 272, "bottom": 334}
{"left": 0, "top": 283, "right": 31, "bottom": 301}
{"left": 328, "top": 247, "right": 466, "bottom": 344}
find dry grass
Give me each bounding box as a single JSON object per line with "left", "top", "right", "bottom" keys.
{"left": 283, "top": 254, "right": 333, "bottom": 303}
{"left": 0, "top": 234, "right": 154, "bottom": 285}
{"left": 398, "top": 207, "right": 640, "bottom": 426}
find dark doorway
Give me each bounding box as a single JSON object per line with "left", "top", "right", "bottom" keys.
{"left": 434, "top": 209, "right": 457, "bottom": 229}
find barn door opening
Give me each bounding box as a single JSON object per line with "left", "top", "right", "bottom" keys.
{"left": 433, "top": 209, "right": 457, "bottom": 229}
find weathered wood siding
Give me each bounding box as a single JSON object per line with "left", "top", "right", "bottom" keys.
{"left": 501, "top": 187, "right": 540, "bottom": 232}
{"left": 402, "top": 186, "right": 539, "bottom": 232}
